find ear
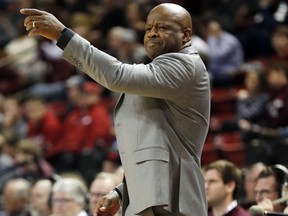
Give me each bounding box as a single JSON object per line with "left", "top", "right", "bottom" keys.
{"left": 182, "top": 27, "right": 192, "bottom": 44}
{"left": 225, "top": 181, "right": 236, "bottom": 194}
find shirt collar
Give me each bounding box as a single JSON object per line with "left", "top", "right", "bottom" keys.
{"left": 225, "top": 200, "right": 238, "bottom": 214}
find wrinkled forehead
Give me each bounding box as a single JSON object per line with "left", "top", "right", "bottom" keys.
{"left": 146, "top": 5, "right": 191, "bottom": 29}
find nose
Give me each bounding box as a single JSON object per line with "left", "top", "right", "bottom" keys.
{"left": 255, "top": 192, "right": 263, "bottom": 203}
{"left": 147, "top": 26, "right": 159, "bottom": 38}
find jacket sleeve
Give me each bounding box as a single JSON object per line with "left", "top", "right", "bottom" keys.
{"left": 61, "top": 33, "right": 198, "bottom": 100}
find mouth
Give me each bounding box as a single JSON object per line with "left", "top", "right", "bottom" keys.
{"left": 146, "top": 40, "right": 161, "bottom": 47}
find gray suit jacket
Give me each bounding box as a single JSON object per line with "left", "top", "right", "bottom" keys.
{"left": 62, "top": 33, "right": 210, "bottom": 216}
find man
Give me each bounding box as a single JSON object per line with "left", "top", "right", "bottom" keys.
{"left": 1, "top": 178, "right": 31, "bottom": 216}
{"left": 240, "top": 162, "right": 266, "bottom": 208}
{"left": 20, "top": 3, "right": 210, "bottom": 216}
{"left": 88, "top": 172, "right": 120, "bottom": 216}
{"left": 56, "top": 81, "right": 112, "bottom": 181}
{"left": 203, "top": 160, "right": 249, "bottom": 216}
{"left": 254, "top": 165, "right": 288, "bottom": 213}
{"left": 205, "top": 17, "right": 244, "bottom": 87}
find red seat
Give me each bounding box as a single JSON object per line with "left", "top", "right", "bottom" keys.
{"left": 201, "top": 134, "right": 219, "bottom": 166}
{"left": 202, "top": 142, "right": 220, "bottom": 166}
{"left": 211, "top": 87, "right": 237, "bottom": 115}
{"left": 214, "top": 132, "right": 246, "bottom": 167}
{"left": 209, "top": 113, "right": 235, "bottom": 132}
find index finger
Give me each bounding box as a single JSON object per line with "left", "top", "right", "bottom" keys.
{"left": 20, "top": 8, "right": 47, "bottom": 16}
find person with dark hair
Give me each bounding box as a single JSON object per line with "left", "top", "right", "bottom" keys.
{"left": 203, "top": 159, "right": 249, "bottom": 216}
{"left": 254, "top": 164, "right": 288, "bottom": 213}
{"left": 270, "top": 24, "right": 288, "bottom": 63}
{"left": 203, "top": 17, "right": 244, "bottom": 87}
{"left": 20, "top": 2, "right": 210, "bottom": 216}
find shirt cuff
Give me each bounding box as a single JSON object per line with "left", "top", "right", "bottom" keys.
{"left": 56, "top": 28, "right": 75, "bottom": 50}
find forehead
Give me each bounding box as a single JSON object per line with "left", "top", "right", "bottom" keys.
{"left": 204, "top": 169, "right": 222, "bottom": 180}
{"left": 53, "top": 191, "right": 73, "bottom": 198}
{"left": 255, "top": 176, "right": 276, "bottom": 189}
{"left": 146, "top": 7, "right": 181, "bottom": 26}
{"left": 32, "top": 183, "right": 51, "bottom": 193}
{"left": 90, "top": 179, "right": 114, "bottom": 192}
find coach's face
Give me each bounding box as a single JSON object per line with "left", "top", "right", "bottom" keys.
{"left": 144, "top": 4, "right": 192, "bottom": 60}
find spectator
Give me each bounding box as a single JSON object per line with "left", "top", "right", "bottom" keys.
{"left": 264, "top": 62, "right": 288, "bottom": 128}
{"left": 240, "top": 162, "right": 266, "bottom": 209}
{"left": 51, "top": 177, "right": 88, "bottom": 216}
{"left": 23, "top": 95, "right": 62, "bottom": 162}
{"left": 88, "top": 172, "right": 120, "bottom": 216}
{"left": 29, "top": 179, "right": 53, "bottom": 216}
{"left": 270, "top": 24, "right": 288, "bottom": 63}
{"left": 221, "top": 62, "right": 269, "bottom": 135}
{"left": 63, "top": 74, "right": 87, "bottom": 113}
{"left": 54, "top": 81, "right": 112, "bottom": 181}
{"left": 204, "top": 17, "right": 244, "bottom": 87}
{"left": 254, "top": 164, "right": 288, "bottom": 213}
{"left": 106, "top": 26, "right": 148, "bottom": 64}
{"left": 0, "top": 133, "right": 14, "bottom": 171}
{"left": 235, "top": 64, "right": 269, "bottom": 164}
{"left": 0, "top": 96, "right": 27, "bottom": 139}
{"left": 236, "top": 64, "right": 269, "bottom": 125}
{"left": 1, "top": 178, "right": 31, "bottom": 216}
{"left": 203, "top": 159, "right": 249, "bottom": 216}
{"left": 58, "top": 81, "right": 111, "bottom": 152}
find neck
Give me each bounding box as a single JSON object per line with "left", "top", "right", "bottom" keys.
{"left": 212, "top": 198, "right": 234, "bottom": 216}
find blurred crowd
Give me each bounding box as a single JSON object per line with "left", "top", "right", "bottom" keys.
{"left": 1, "top": 0, "right": 288, "bottom": 215}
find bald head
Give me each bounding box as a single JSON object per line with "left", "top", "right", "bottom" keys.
{"left": 144, "top": 3, "right": 192, "bottom": 59}
{"left": 3, "top": 178, "right": 31, "bottom": 214}
{"left": 151, "top": 3, "right": 192, "bottom": 30}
